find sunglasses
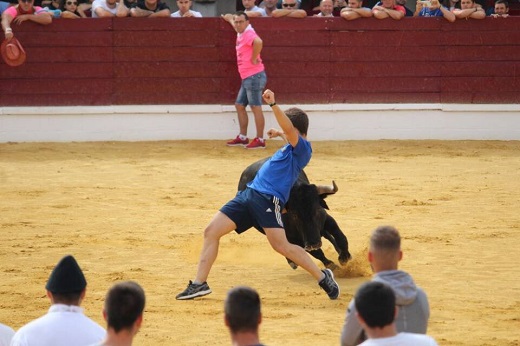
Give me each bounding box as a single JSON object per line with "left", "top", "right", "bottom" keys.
{"left": 66, "top": 1, "right": 78, "bottom": 4}
{"left": 283, "top": 3, "right": 296, "bottom": 7}
{"left": 20, "top": 0, "right": 34, "bottom": 3}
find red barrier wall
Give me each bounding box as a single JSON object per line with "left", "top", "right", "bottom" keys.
{"left": 1, "top": 17, "right": 519, "bottom": 106}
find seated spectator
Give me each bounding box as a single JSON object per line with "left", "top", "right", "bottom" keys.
{"left": 354, "top": 281, "right": 439, "bottom": 346}
{"left": 272, "top": 0, "right": 307, "bottom": 17}
{"left": 452, "top": 0, "right": 485, "bottom": 18}
{"left": 242, "top": 0, "right": 267, "bottom": 16}
{"left": 259, "top": 0, "right": 280, "bottom": 15}
{"left": 395, "top": 0, "right": 413, "bottom": 15}
{"left": 415, "top": 0, "right": 455, "bottom": 21}
{"left": 128, "top": 0, "right": 170, "bottom": 16}
{"left": 1, "top": 0, "right": 52, "bottom": 41}
{"left": 10, "top": 255, "right": 105, "bottom": 346}
{"left": 171, "top": 0, "right": 202, "bottom": 17}
{"left": 372, "top": 0, "right": 406, "bottom": 19}
{"left": 61, "top": 0, "right": 85, "bottom": 18}
{"left": 340, "top": 0, "right": 372, "bottom": 19}
{"left": 97, "top": 281, "right": 146, "bottom": 346}
{"left": 314, "top": 0, "right": 334, "bottom": 16}
{"left": 91, "top": 0, "right": 127, "bottom": 17}
{"left": 224, "top": 286, "right": 263, "bottom": 346}
{"left": 489, "top": 0, "right": 508, "bottom": 17}
{"left": 0, "top": 322, "right": 14, "bottom": 346}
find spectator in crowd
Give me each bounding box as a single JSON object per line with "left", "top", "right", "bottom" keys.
{"left": 395, "top": 0, "right": 413, "bottom": 15}
{"left": 371, "top": 0, "right": 406, "bottom": 19}
{"left": 340, "top": 0, "right": 372, "bottom": 20}
{"left": 41, "top": 0, "right": 60, "bottom": 10}
{"left": 61, "top": 0, "right": 87, "bottom": 18}
{"left": 259, "top": 0, "right": 280, "bottom": 15}
{"left": 415, "top": 0, "right": 455, "bottom": 21}
{"left": 171, "top": 0, "right": 201, "bottom": 17}
{"left": 490, "top": 0, "right": 508, "bottom": 17}
{"left": 2, "top": 0, "right": 52, "bottom": 41}
{"left": 10, "top": 255, "right": 105, "bottom": 346}
{"left": 91, "top": 0, "right": 127, "bottom": 17}
{"left": 0, "top": 323, "right": 14, "bottom": 346}
{"left": 340, "top": 225, "right": 430, "bottom": 346}
{"left": 333, "top": 0, "right": 348, "bottom": 12}
{"left": 242, "top": 0, "right": 267, "bottom": 16}
{"left": 442, "top": 0, "right": 460, "bottom": 10}
{"left": 127, "top": 0, "right": 170, "bottom": 17}
{"left": 354, "top": 281, "right": 438, "bottom": 346}
{"left": 272, "top": 0, "right": 307, "bottom": 17}
{"left": 222, "top": 11, "right": 267, "bottom": 149}
{"left": 224, "top": 286, "right": 263, "bottom": 346}
{"left": 314, "top": 0, "right": 334, "bottom": 16}
{"left": 452, "top": 0, "right": 485, "bottom": 18}
{"left": 97, "top": 281, "right": 146, "bottom": 346}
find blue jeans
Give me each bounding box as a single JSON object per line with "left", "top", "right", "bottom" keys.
{"left": 235, "top": 71, "right": 267, "bottom": 107}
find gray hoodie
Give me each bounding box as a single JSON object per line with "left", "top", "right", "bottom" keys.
{"left": 340, "top": 270, "right": 430, "bottom": 346}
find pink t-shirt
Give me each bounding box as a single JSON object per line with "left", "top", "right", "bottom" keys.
{"left": 236, "top": 25, "right": 265, "bottom": 80}
{"left": 4, "top": 5, "right": 44, "bottom": 18}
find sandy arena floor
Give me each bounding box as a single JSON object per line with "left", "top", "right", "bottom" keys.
{"left": 0, "top": 140, "right": 519, "bottom": 346}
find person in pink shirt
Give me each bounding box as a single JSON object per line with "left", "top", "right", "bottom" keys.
{"left": 2, "top": 0, "right": 52, "bottom": 41}
{"left": 222, "top": 11, "right": 267, "bottom": 150}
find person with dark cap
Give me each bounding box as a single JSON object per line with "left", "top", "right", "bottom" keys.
{"left": 96, "top": 281, "right": 145, "bottom": 346}
{"left": 10, "top": 255, "right": 105, "bottom": 346}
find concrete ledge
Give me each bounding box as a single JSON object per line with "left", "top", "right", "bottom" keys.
{"left": 1, "top": 104, "right": 519, "bottom": 142}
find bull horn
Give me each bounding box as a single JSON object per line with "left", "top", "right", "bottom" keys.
{"left": 316, "top": 181, "right": 338, "bottom": 195}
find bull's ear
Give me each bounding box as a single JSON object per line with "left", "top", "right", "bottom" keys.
{"left": 320, "top": 199, "right": 330, "bottom": 209}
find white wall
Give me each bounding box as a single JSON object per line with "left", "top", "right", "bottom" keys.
{"left": 1, "top": 104, "right": 519, "bottom": 142}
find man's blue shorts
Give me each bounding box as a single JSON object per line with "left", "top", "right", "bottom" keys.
{"left": 220, "top": 187, "right": 284, "bottom": 234}
{"left": 235, "top": 71, "right": 267, "bottom": 107}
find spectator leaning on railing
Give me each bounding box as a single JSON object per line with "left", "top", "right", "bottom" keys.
{"left": 489, "top": 0, "right": 509, "bottom": 17}
{"left": 415, "top": 0, "right": 456, "bottom": 21}
{"left": 2, "top": 0, "right": 52, "bottom": 41}
{"left": 171, "top": 0, "right": 202, "bottom": 17}
{"left": 371, "top": 0, "right": 406, "bottom": 19}
{"left": 452, "top": 0, "right": 485, "bottom": 19}
{"left": 340, "top": 0, "right": 372, "bottom": 20}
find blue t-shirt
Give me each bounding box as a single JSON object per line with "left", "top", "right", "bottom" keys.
{"left": 248, "top": 136, "right": 312, "bottom": 205}
{"left": 419, "top": 6, "right": 447, "bottom": 16}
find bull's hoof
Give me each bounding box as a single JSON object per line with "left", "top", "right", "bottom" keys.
{"left": 288, "top": 260, "right": 298, "bottom": 270}
{"left": 304, "top": 241, "right": 322, "bottom": 251}
{"left": 339, "top": 252, "right": 353, "bottom": 265}
{"left": 326, "top": 262, "right": 339, "bottom": 271}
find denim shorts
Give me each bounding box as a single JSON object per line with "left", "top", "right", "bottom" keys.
{"left": 235, "top": 71, "right": 267, "bottom": 107}
{"left": 220, "top": 187, "right": 284, "bottom": 234}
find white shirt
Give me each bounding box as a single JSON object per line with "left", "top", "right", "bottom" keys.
{"left": 171, "top": 9, "right": 202, "bottom": 17}
{"left": 91, "top": 0, "right": 117, "bottom": 18}
{"left": 0, "top": 323, "right": 14, "bottom": 346}
{"left": 10, "top": 304, "right": 105, "bottom": 346}
{"left": 359, "top": 333, "right": 438, "bottom": 346}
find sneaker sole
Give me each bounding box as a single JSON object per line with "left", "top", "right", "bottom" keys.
{"left": 176, "top": 288, "right": 212, "bottom": 300}
{"left": 325, "top": 269, "right": 340, "bottom": 300}
{"left": 226, "top": 143, "right": 248, "bottom": 147}
{"left": 245, "top": 146, "right": 266, "bottom": 150}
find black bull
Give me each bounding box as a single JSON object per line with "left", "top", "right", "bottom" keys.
{"left": 237, "top": 158, "right": 352, "bottom": 270}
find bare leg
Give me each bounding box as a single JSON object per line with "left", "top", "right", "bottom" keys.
{"left": 264, "top": 227, "right": 323, "bottom": 281}
{"left": 235, "top": 104, "right": 249, "bottom": 137}
{"left": 194, "top": 211, "right": 237, "bottom": 283}
{"left": 250, "top": 105, "right": 265, "bottom": 139}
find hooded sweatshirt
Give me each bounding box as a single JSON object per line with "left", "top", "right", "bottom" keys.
{"left": 340, "top": 270, "right": 430, "bottom": 346}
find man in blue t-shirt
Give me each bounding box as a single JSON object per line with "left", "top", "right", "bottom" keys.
{"left": 415, "top": 0, "right": 455, "bottom": 21}
{"left": 176, "top": 89, "right": 340, "bottom": 301}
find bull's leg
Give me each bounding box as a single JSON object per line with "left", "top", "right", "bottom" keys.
{"left": 324, "top": 214, "right": 352, "bottom": 265}
{"left": 309, "top": 248, "right": 338, "bottom": 271}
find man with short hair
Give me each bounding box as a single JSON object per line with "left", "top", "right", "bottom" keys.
{"left": 272, "top": 0, "right": 307, "bottom": 17}
{"left": 490, "top": 0, "right": 508, "bottom": 17}
{"left": 222, "top": 11, "right": 267, "bottom": 149}
{"left": 171, "top": 0, "right": 202, "bottom": 17}
{"left": 314, "top": 0, "right": 334, "bottom": 16}
{"left": 259, "top": 0, "right": 279, "bottom": 16}
{"left": 224, "top": 286, "right": 263, "bottom": 346}
{"left": 11, "top": 255, "right": 105, "bottom": 346}
{"left": 97, "top": 281, "right": 146, "bottom": 346}
{"left": 415, "top": 0, "right": 456, "bottom": 21}
{"left": 129, "top": 0, "right": 170, "bottom": 17}
{"left": 452, "top": 0, "right": 485, "bottom": 19}
{"left": 340, "top": 0, "right": 372, "bottom": 20}
{"left": 340, "top": 226, "right": 430, "bottom": 346}
{"left": 91, "top": 0, "right": 128, "bottom": 17}
{"left": 354, "top": 281, "right": 438, "bottom": 346}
